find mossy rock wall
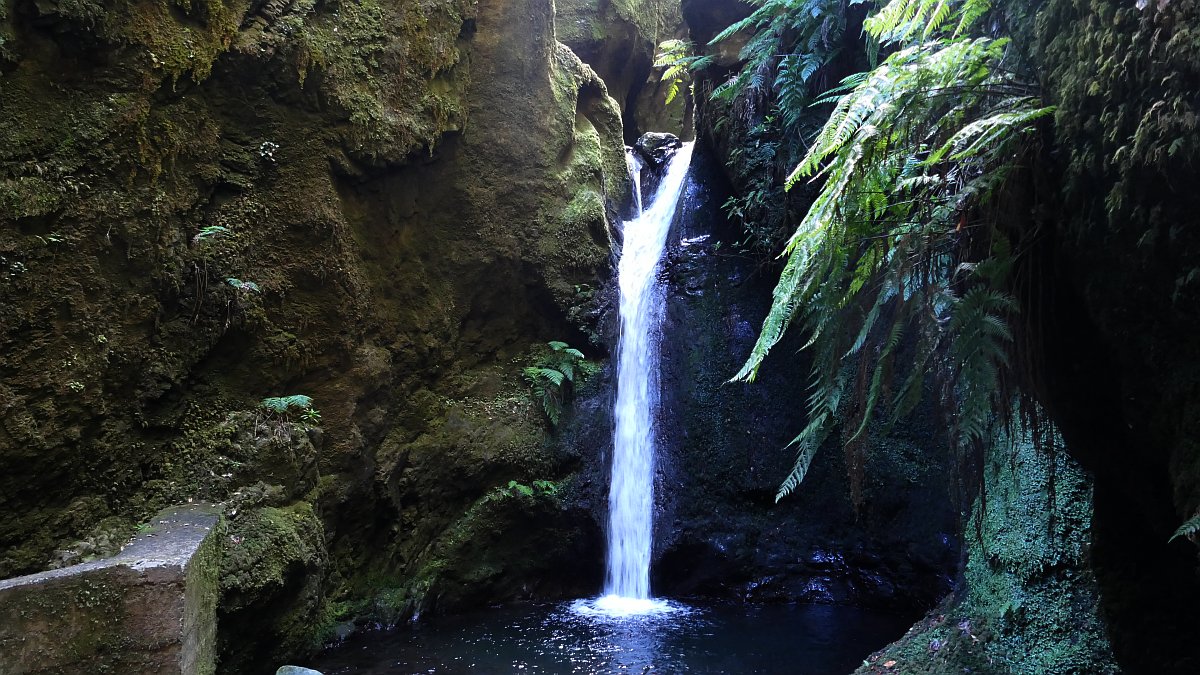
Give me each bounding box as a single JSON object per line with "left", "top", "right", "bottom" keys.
{"left": 1, "top": 0, "right": 629, "bottom": 669}
{"left": 855, "top": 428, "right": 1117, "bottom": 675}
{"left": 1018, "top": 0, "right": 1200, "bottom": 669}
{"left": 556, "top": 0, "right": 689, "bottom": 139}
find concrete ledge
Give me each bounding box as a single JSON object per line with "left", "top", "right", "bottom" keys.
{"left": 0, "top": 505, "right": 221, "bottom": 675}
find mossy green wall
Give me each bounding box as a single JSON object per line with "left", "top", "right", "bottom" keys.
{"left": 855, "top": 428, "right": 1117, "bottom": 675}
{"left": 1, "top": 0, "right": 630, "bottom": 669}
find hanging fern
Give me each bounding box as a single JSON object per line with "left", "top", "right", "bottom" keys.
{"left": 731, "top": 0, "right": 1051, "bottom": 502}
{"left": 708, "top": 0, "right": 846, "bottom": 129}
{"left": 653, "top": 39, "right": 714, "bottom": 105}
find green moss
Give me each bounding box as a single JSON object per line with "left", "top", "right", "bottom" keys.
{"left": 47, "top": 0, "right": 247, "bottom": 83}
{"left": 291, "top": 0, "right": 474, "bottom": 160}
{"left": 856, "top": 427, "right": 1117, "bottom": 675}
{"left": 217, "top": 502, "right": 329, "bottom": 672}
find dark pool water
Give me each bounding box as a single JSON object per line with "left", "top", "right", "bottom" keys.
{"left": 307, "top": 600, "right": 912, "bottom": 674}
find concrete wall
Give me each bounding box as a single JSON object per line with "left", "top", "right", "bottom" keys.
{"left": 0, "top": 505, "right": 221, "bottom": 675}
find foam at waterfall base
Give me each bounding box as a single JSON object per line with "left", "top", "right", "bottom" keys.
{"left": 569, "top": 594, "right": 690, "bottom": 619}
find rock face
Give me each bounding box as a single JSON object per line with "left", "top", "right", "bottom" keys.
{"left": 854, "top": 428, "right": 1118, "bottom": 674}
{"left": 653, "top": 148, "right": 957, "bottom": 608}
{"left": 556, "top": 0, "right": 690, "bottom": 139}
{"left": 0, "top": 0, "right": 629, "bottom": 669}
{"left": 0, "top": 505, "right": 221, "bottom": 675}
{"left": 1028, "top": 1, "right": 1200, "bottom": 669}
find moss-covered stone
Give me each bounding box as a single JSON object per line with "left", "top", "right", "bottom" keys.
{"left": 855, "top": 427, "right": 1117, "bottom": 675}
{"left": 555, "top": 0, "right": 688, "bottom": 138}
{"left": 217, "top": 502, "right": 328, "bottom": 672}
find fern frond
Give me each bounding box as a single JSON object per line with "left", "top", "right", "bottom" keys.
{"left": 776, "top": 437, "right": 822, "bottom": 501}
{"left": 1169, "top": 513, "right": 1200, "bottom": 543}
{"left": 261, "top": 395, "right": 315, "bottom": 413}
{"left": 523, "top": 367, "right": 565, "bottom": 387}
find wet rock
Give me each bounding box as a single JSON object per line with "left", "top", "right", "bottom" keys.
{"left": 635, "top": 132, "right": 684, "bottom": 165}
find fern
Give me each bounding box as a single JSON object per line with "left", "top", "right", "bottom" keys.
{"left": 654, "top": 39, "right": 711, "bottom": 105}
{"left": 1169, "top": 513, "right": 1200, "bottom": 543}
{"left": 260, "top": 395, "right": 317, "bottom": 422}
{"left": 863, "top": 0, "right": 992, "bottom": 42}
{"left": 193, "top": 225, "right": 228, "bottom": 244}
{"left": 226, "top": 278, "right": 261, "bottom": 293}
{"left": 730, "top": 0, "right": 1049, "bottom": 501}
{"left": 523, "top": 342, "right": 592, "bottom": 426}
{"left": 708, "top": 0, "right": 846, "bottom": 131}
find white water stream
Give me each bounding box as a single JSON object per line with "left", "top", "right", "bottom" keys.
{"left": 590, "top": 142, "right": 694, "bottom": 616}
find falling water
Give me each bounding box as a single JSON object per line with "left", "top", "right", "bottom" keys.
{"left": 594, "top": 142, "right": 694, "bottom": 615}
{"left": 625, "top": 148, "right": 644, "bottom": 214}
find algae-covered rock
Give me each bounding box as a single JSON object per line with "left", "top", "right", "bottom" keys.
{"left": 218, "top": 502, "right": 328, "bottom": 672}
{"left": 555, "top": 0, "right": 688, "bottom": 138}
{"left": 854, "top": 426, "right": 1117, "bottom": 675}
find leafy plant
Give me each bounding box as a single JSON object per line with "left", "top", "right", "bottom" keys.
{"left": 709, "top": 0, "right": 846, "bottom": 127}
{"left": 1169, "top": 513, "right": 1200, "bottom": 543}
{"left": 700, "top": 0, "right": 850, "bottom": 256}
{"left": 503, "top": 479, "right": 561, "bottom": 498}
{"left": 260, "top": 395, "right": 320, "bottom": 425}
{"left": 523, "top": 341, "right": 593, "bottom": 426}
{"left": 226, "top": 278, "right": 261, "bottom": 293}
{"left": 653, "top": 39, "right": 714, "bottom": 105}
{"left": 732, "top": 0, "right": 1051, "bottom": 503}
{"left": 193, "top": 225, "right": 228, "bottom": 245}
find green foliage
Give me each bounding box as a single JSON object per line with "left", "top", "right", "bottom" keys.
{"left": 653, "top": 40, "right": 713, "bottom": 105}
{"left": 732, "top": 0, "right": 1052, "bottom": 502}
{"left": 709, "top": 0, "right": 846, "bottom": 128}
{"left": 1169, "top": 513, "right": 1200, "bottom": 543}
{"left": 503, "top": 479, "right": 561, "bottom": 498}
{"left": 226, "top": 278, "right": 262, "bottom": 293}
{"left": 192, "top": 225, "right": 228, "bottom": 244}
{"left": 864, "top": 0, "right": 992, "bottom": 43}
{"left": 260, "top": 395, "right": 320, "bottom": 425}
{"left": 703, "top": 0, "right": 849, "bottom": 255}
{"left": 523, "top": 341, "right": 593, "bottom": 426}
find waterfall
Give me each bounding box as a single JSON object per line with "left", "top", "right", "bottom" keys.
{"left": 599, "top": 142, "right": 694, "bottom": 613}
{"left": 625, "top": 148, "right": 644, "bottom": 214}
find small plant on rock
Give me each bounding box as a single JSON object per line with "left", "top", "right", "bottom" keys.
{"left": 503, "top": 479, "right": 562, "bottom": 498}
{"left": 260, "top": 395, "right": 319, "bottom": 425}
{"left": 226, "top": 278, "right": 261, "bottom": 293}
{"left": 523, "top": 341, "right": 593, "bottom": 426}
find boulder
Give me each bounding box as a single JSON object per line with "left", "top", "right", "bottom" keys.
{"left": 635, "top": 132, "right": 685, "bottom": 165}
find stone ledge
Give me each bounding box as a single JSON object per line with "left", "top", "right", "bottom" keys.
{"left": 0, "top": 505, "right": 222, "bottom": 675}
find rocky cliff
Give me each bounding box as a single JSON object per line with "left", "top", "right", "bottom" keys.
{"left": 1, "top": 0, "right": 634, "bottom": 669}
